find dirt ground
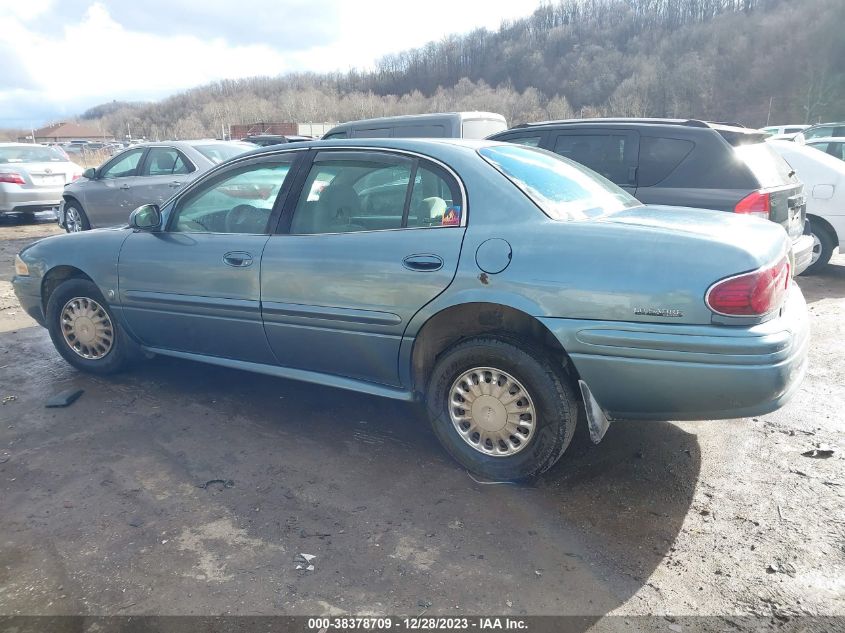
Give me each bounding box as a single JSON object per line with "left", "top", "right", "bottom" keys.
{"left": 0, "top": 217, "right": 843, "bottom": 629}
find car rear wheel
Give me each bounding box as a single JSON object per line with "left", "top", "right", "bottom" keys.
{"left": 46, "top": 279, "right": 131, "bottom": 374}
{"left": 806, "top": 225, "right": 835, "bottom": 273}
{"left": 425, "top": 336, "right": 578, "bottom": 481}
{"left": 64, "top": 200, "right": 90, "bottom": 233}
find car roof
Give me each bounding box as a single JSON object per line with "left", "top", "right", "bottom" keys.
{"left": 124, "top": 139, "right": 252, "bottom": 150}
{"left": 806, "top": 122, "right": 845, "bottom": 129}
{"left": 505, "top": 117, "right": 751, "bottom": 133}
{"left": 237, "top": 137, "right": 502, "bottom": 159}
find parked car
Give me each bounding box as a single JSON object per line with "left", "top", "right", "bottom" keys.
{"left": 805, "top": 137, "right": 845, "bottom": 162}
{"left": 322, "top": 112, "right": 507, "bottom": 140}
{"left": 769, "top": 140, "right": 845, "bottom": 272}
{"left": 761, "top": 124, "right": 809, "bottom": 140}
{"left": 0, "top": 143, "right": 83, "bottom": 217}
{"left": 489, "top": 118, "right": 815, "bottom": 275}
{"left": 241, "top": 134, "right": 314, "bottom": 146}
{"left": 58, "top": 140, "right": 255, "bottom": 232}
{"left": 13, "top": 139, "right": 809, "bottom": 480}
{"left": 794, "top": 122, "right": 845, "bottom": 144}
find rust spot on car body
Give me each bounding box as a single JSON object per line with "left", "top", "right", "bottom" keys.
{"left": 479, "top": 272, "right": 489, "bottom": 285}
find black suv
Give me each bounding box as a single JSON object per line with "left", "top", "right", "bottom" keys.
{"left": 489, "top": 118, "right": 814, "bottom": 274}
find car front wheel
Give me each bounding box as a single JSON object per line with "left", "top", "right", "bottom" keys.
{"left": 46, "top": 278, "right": 131, "bottom": 374}
{"left": 425, "top": 336, "right": 578, "bottom": 481}
{"left": 64, "top": 200, "right": 90, "bottom": 233}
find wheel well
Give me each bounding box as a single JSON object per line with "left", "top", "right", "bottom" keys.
{"left": 808, "top": 214, "right": 839, "bottom": 247}
{"left": 410, "top": 302, "right": 578, "bottom": 394}
{"left": 41, "top": 266, "right": 94, "bottom": 309}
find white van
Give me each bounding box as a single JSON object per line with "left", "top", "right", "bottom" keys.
{"left": 322, "top": 112, "right": 507, "bottom": 140}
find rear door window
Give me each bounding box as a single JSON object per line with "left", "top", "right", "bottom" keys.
{"left": 637, "top": 137, "right": 694, "bottom": 187}
{"left": 552, "top": 132, "right": 637, "bottom": 186}
{"left": 142, "top": 147, "right": 194, "bottom": 176}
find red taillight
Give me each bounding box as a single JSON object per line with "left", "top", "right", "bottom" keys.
{"left": 0, "top": 172, "right": 25, "bottom": 185}
{"left": 734, "top": 190, "right": 771, "bottom": 219}
{"left": 72, "top": 173, "right": 82, "bottom": 181}
{"left": 706, "top": 256, "right": 790, "bottom": 316}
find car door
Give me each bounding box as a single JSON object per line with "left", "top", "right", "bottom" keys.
{"left": 83, "top": 148, "right": 147, "bottom": 227}
{"left": 133, "top": 146, "right": 196, "bottom": 208}
{"left": 548, "top": 130, "right": 639, "bottom": 194}
{"left": 261, "top": 149, "right": 466, "bottom": 386}
{"left": 117, "top": 152, "right": 301, "bottom": 363}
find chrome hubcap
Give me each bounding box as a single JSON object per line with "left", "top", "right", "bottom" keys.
{"left": 448, "top": 367, "right": 536, "bottom": 457}
{"left": 810, "top": 233, "right": 822, "bottom": 265}
{"left": 66, "top": 207, "right": 82, "bottom": 233}
{"left": 60, "top": 297, "right": 114, "bottom": 360}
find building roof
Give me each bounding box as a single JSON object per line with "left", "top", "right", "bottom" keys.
{"left": 33, "top": 121, "right": 103, "bottom": 139}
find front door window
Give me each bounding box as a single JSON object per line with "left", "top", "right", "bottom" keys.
{"left": 170, "top": 162, "right": 293, "bottom": 234}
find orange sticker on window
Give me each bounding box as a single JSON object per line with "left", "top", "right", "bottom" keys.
{"left": 442, "top": 206, "right": 461, "bottom": 226}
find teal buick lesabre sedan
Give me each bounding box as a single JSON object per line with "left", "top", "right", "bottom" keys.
{"left": 13, "top": 139, "right": 809, "bottom": 480}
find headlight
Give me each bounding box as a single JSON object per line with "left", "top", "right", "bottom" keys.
{"left": 14, "top": 254, "right": 29, "bottom": 276}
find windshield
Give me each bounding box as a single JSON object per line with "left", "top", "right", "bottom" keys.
{"left": 0, "top": 145, "right": 66, "bottom": 163}
{"left": 193, "top": 142, "right": 254, "bottom": 164}
{"left": 478, "top": 144, "right": 641, "bottom": 221}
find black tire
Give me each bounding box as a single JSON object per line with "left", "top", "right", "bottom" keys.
{"left": 425, "top": 336, "right": 579, "bottom": 481}
{"left": 64, "top": 200, "right": 90, "bottom": 233}
{"left": 805, "top": 225, "right": 836, "bottom": 274}
{"left": 46, "top": 279, "right": 131, "bottom": 374}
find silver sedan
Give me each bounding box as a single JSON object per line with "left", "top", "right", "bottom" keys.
{"left": 0, "top": 143, "right": 83, "bottom": 217}
{"left": 59, "top": 140, "right": 255, "bottom": 232}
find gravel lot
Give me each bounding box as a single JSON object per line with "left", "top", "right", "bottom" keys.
{"left": 0, "top": 217, "right": 843, "bottom": 628}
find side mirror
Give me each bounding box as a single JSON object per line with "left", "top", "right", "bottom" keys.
{"left": 83, "top": 167, "right": 97, "bottom": 180}
{"left": 129, "top": 204, "right": 162, "bottom": 231}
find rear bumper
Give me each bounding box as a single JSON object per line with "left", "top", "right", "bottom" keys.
{"left": 11, "top": 274, "right": 45, "bottom": 326}
{"left": 791, "top": 233, "right": 814, "bottom": 275}
{"left": 0, "top": 185, "right": 63, "bottom": 214}
{"left": 540, "top": 283, "right": 809, "bottom": 420}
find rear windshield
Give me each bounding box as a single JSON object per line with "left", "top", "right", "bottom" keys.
{"left": 194, "top": 142, "right": 253, "bottom": 164}
{"left": 0, "top": 146, "right": 66, "bottom": 163}
{"left": 479, "top": 145, "right": 641, "bottom": 221}
{"left": 733, "top": 142, "right": 796, "bottom": 188}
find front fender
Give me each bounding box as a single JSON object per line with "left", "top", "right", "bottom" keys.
{"left": 18, "top": 228, "right": 132, "bottom": 312}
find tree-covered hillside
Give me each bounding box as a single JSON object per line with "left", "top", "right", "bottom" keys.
{"left": 85, "top": 0, "right": 844, "bottom": 140}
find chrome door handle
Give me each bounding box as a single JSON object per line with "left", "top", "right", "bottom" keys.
{"left": 119, "top": 184, "right": 130, "bottom": 190}
{"left": 402, "top": 254, "right": 443, "bottom": 271}
{"left": 169, "top": 181, "right": 182, "bottom": 188}
{"left": 222, "top": 251, "right": 254, "bottom": 267}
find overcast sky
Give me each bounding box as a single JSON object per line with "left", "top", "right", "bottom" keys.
{"left": 0, "top": 0, "right": 544, "bottom": 127}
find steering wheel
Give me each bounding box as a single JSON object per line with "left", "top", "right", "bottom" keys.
{"left": 225, "top": 204, "right": 261, "bottom": 233}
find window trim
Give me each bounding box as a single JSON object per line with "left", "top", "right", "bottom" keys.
{"left": 274, "top": 147, "right": 467, "bottom": 235}
{"left": 138, "top": 145, "right": 197, "bottom": 177}
{"left": 164, "top": 152, "right": 305, "bottom": 235}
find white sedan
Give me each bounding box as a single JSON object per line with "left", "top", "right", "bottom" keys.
{"left": 770, "top": 140, "right": 845, "bottom": 272}
{"left": 0, "top": 143, "right": 83, "bottom": 218}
